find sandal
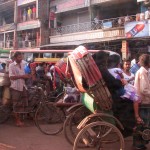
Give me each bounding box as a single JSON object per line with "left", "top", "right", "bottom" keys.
{"left": 136, "top": 116, "right": 144, "bottom": 124}
{"left": 16, "top": 121, "right": 24, "bottom": 127}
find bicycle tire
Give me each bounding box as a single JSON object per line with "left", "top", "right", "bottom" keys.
{"left": 73, "top": 121, "right": 125, "bottom": 150}
{"left": 63, "top": 105, "right": 91, "bottom": 145}
{"left": 0, "top": 105, "right": 11, "bottom": 124}
{"left": 35, "top": 102, "right": 65, "bottom": 135}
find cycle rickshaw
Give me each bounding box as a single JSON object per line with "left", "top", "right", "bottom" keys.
{"left": 56, "top": 46, "right": 150, "bottom": 150}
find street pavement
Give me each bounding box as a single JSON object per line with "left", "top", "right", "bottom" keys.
{"left": 0, "top": 119, "right": 150, "bottom": 150}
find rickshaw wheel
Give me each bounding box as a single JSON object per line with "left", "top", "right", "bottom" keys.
{"left": 73, "top": 121, "right": 125, "bottom": 150}
{"left": 63, "top": 105, "right": 91, "bottom": 145}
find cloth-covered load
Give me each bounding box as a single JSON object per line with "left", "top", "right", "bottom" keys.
{"left": 55, "top": 58, "right": 71, "bottom": 82}
{"left": 67, "top": 46, "right": 112, "bottom": 111}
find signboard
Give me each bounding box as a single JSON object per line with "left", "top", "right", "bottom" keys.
{"left": 17, "top": 0, "right": 36, "bottom": 6}
{"left": 122, "top": 40, "right": 128, "bottom": 53}
{"left": 125, "top": 21, "right": 149, "bottom": 38}
{"left": 17, "top": 20, "right": 41, "bottom": 31}
{"left": 57, "top": 0, "right": 87, "bottom": 13}
{"left": 103, "top": 21, "right": 112, "bottom": 29}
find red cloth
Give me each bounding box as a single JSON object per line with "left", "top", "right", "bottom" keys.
{"left": 32, "top": 7, "right": 36, "bottom": 13}
{"left": 49, "top": 12, "right": 55, "bottom": 20}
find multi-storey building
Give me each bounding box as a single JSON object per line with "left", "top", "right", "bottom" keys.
{"left": 0, "top": 0, "right": 150, "bottom": 59}
{"left": 0, "top": 0, "right": 50, "bottom": 51}
{"left": 41, "top": 0, "right": 150, "bottom": 59}
{"left": 0, "top": 0, "right": 15, "bottom": 49}
{"left": 16, "top": 0, "right": 49, "bottom": 50}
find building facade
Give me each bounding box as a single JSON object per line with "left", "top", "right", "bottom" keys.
{"left": 43, "top": 0, "right": 150, "bottom": 59}
{"left": 0, "top": 0, "right": 150, "bottom": 59}
{"left": 0, "top": 0, "right": 15, "bottom": 49}
{"left": 0, "top": 0, "right": 50, "bottom": 50}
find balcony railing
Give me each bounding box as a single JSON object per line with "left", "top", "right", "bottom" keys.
{"left": 18, "top": 40, "right": 39, "bottom": 48}
{"left": 51, "top": 15, "right": 136, "bottom": 36}
{"left": 0, "top": 40, "right": 14, "bottom": 48}
{"left": 5, "top": 40, "right": 14, "bottom": 48}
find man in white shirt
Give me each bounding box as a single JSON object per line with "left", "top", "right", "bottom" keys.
{"left": 9, "top": 52, "right": 31, "bottom": 126}
{"left": 145, "top": 7, "right": 150, "bottom": 20}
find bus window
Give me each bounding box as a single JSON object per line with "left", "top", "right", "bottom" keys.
{"left": 34, "top": 53, "right": 40, "bottom": 59}
{"left": 24, "top": 53, "right": 33, "bottom": 62}
{"left": 56, "top": 53, "right": 65, "bottom": 58}
{"left": 0, "top": 53, "right": 9, "bottom": 58}
{"left": 43, "top": 53, "right": 52, "bottom": 58}
{"left": 64, "top": 53, "right": 68, "bottom": 58}
{"left": 0, "top": 49, "right": 10, "bottom": 63}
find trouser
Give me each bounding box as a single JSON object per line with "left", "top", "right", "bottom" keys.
{"left": 133, "top": 105, "right": 150, "bottom": 147}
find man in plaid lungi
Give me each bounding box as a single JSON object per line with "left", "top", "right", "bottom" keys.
{"left": 9, "top": 52, "right": 31, "bottom": 126}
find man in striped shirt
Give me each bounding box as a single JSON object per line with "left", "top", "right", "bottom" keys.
{"left": 9, "top": 52, "right": 31, "bottom": 126}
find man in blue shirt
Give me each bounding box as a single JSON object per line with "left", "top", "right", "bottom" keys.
{"left": 0, "top": 63, "right": 3, "bottom": 70}
{"left": 130, "top": 62, "right": 140, "bottom": 75}
{"left": 130, "top": 54, "right": 140, "bottom": 75}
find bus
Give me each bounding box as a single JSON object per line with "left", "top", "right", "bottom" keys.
{"left": 10, "top": 49, "right": 101, "bottom": 63}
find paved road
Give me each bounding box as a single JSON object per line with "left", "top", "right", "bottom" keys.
{"left": 0, "top": 119, "right": 72, "bottom": 150}
{"left": 0, "top": 119, "right": 150, "bottom": 150}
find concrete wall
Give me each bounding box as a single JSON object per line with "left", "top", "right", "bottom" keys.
{"left": 60, "top": 9, "right": 90, "bottom": 26}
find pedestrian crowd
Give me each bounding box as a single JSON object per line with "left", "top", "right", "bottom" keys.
{"left": 94, "top": 51, "right": 150, "bottom": 150}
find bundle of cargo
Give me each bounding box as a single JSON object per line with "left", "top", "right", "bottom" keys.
{"left": 67, "top": 46, "right": 112, "bottom": 111}
{"left": 55, "top": 58, "right": 71, "bottom": 83}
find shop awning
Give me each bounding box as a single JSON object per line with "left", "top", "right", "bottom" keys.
{"left": 39, "top": 36, "right": 125, "bottom": 48}
{"left": 39, "top": 41, "right": 83, "bottom": 48}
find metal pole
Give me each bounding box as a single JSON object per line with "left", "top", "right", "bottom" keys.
{"left": 14, "top": 0, "right": 18, "bottom": 49}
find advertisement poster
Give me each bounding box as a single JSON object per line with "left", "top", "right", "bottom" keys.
{"left": 125, "top": 21, "right": 149, "bottom": 38}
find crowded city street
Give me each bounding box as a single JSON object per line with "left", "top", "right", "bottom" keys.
{"left": 0, "top": 0, "right": 150, "bottom": 150}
